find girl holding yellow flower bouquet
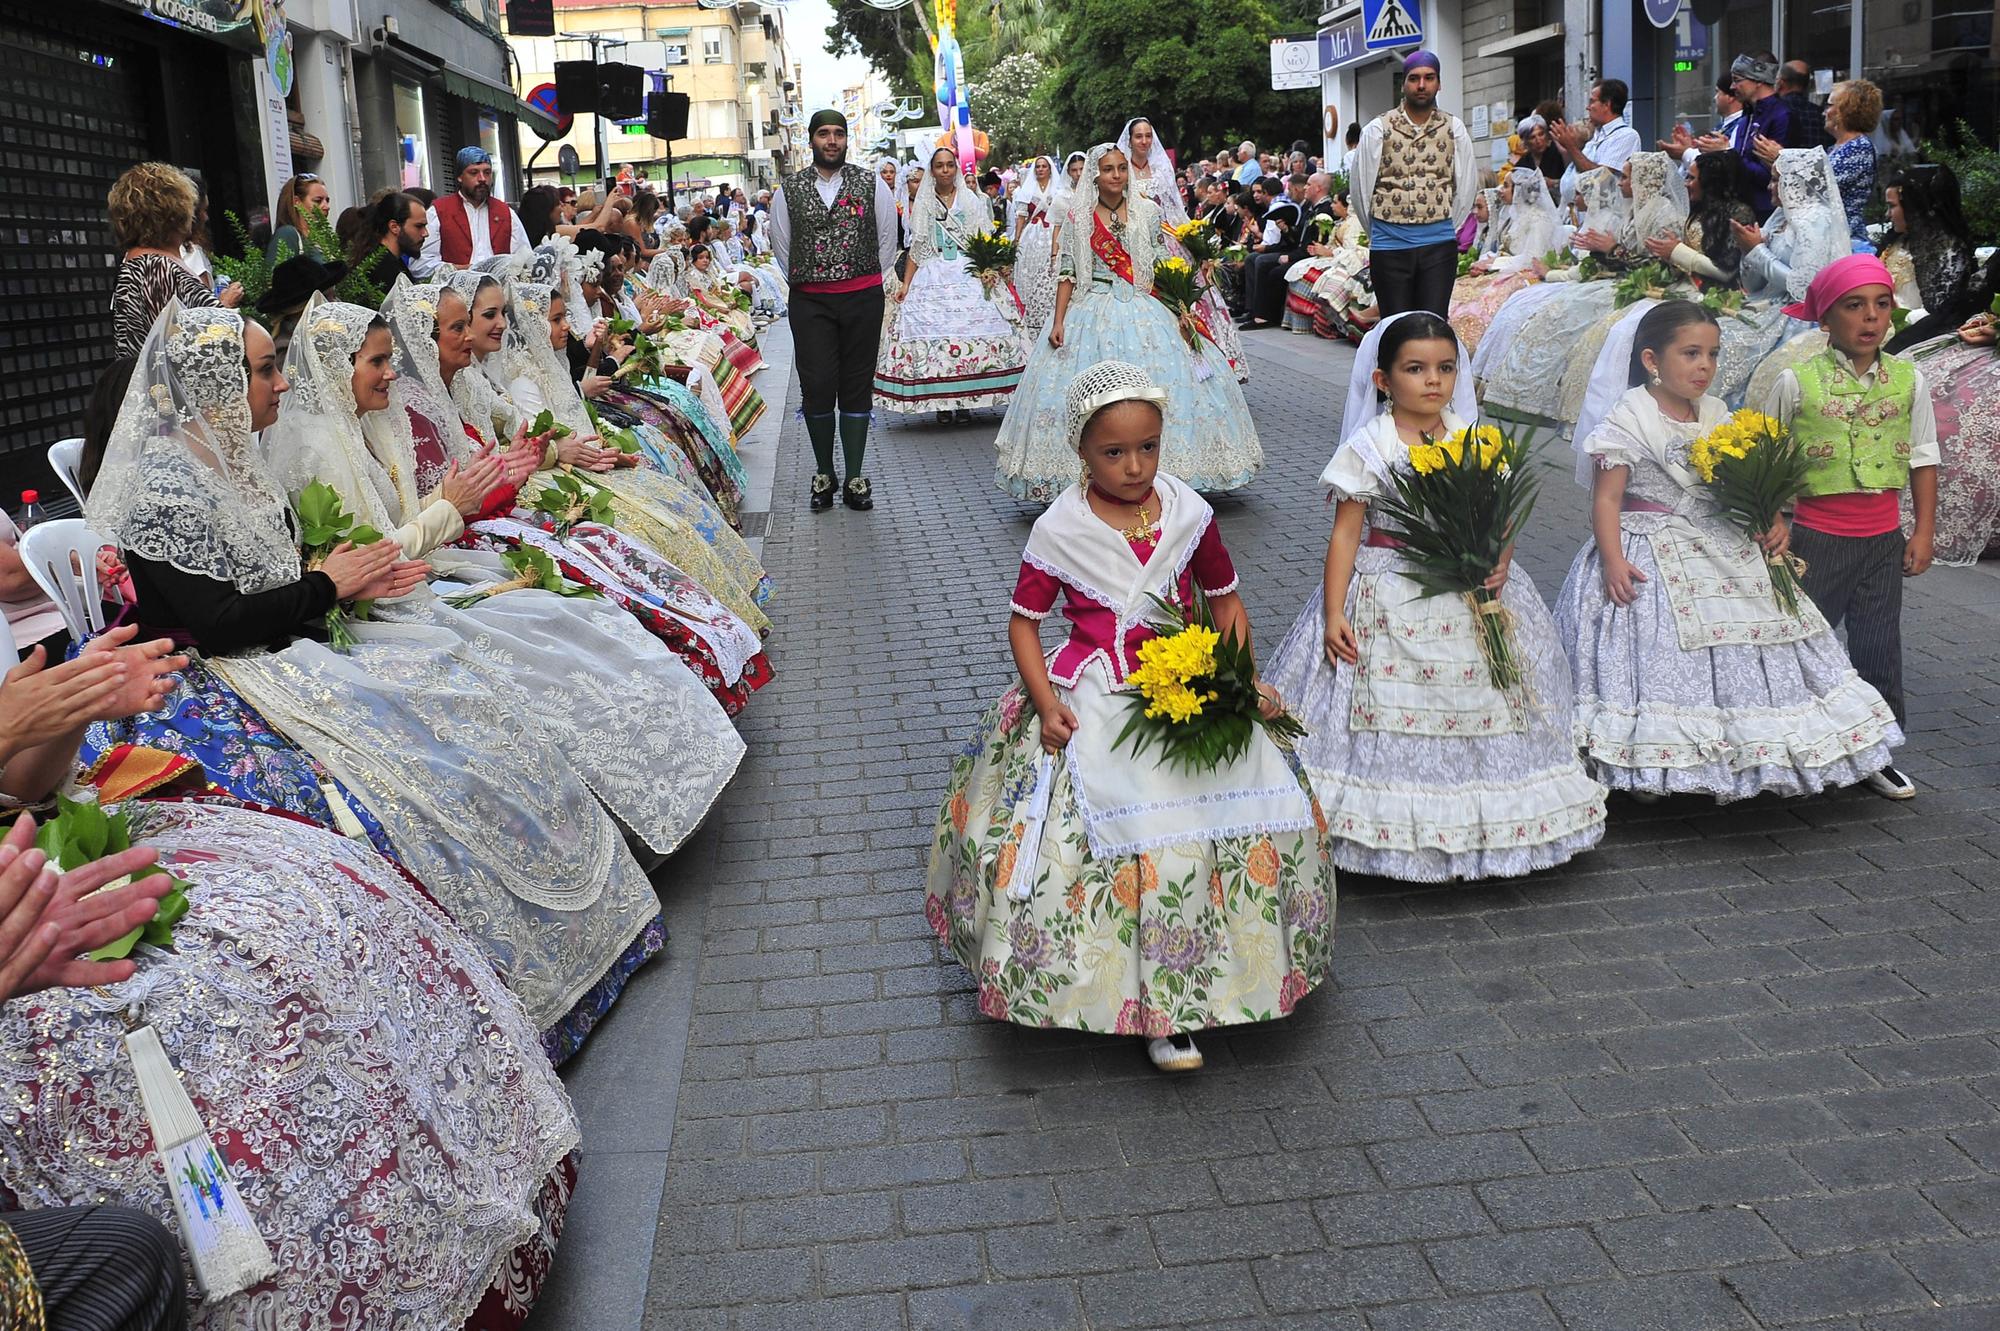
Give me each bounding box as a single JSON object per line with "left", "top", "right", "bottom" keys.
{"left": 1265, "top": 313, "right": 1607, "bottom": 881}
{"left": 1555, "top": 299, "right": 1902, "bottom": 802}
{"left": 928, "top": 362, "right": 1334, "bottom": 1074}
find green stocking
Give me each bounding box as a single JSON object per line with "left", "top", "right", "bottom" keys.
{"left": 803, "top": 413, "right": 836, "bottom": 477}
{"left": 838, "top": 412, "right": 871, "bottom": 481}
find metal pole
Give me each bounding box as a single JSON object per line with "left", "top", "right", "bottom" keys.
{"left": 592, "top": 34, "right": 609, "bottom": 186}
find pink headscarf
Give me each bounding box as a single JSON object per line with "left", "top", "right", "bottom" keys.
{"left": 1782, "top": 252, "right": 1896, "bottom": 322}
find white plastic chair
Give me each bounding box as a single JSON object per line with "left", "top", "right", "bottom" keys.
{"left": 47, "top": 438, "right": 85, "bottom": 506}
{"left": 18, "top": 519, "right": 110, "bottom": 641}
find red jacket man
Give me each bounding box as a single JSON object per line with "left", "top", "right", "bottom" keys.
{"left": 413, "top": 146, "right": 530, "bottom": 276}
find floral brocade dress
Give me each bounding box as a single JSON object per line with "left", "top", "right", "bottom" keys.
{"left": 926, "top": 479, "right": 1335, "bottom": 1036}
{"left": 1264, "top": 412, "right": 1608, "bottom": 882}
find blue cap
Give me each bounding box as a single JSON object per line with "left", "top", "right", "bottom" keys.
{"left": 455, "top": 146, "right": 492, "bottom": 172}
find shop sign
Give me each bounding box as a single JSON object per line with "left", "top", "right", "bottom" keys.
{"left": 1271, "top": 37, "right": 1320, "bottom": 90}
{"left": 1319, "top": 16, "right": 1367, "bottom": 70}
{"left": 130, "top": 0, "right": 257, "bottom": 43}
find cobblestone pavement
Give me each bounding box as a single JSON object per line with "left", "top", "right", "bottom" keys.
{"left": 637, "top": 329, "right": 2000, "bottom": 1330}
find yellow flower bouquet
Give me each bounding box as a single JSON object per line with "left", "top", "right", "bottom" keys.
{"left": 1114, "top": 587, "right": 1306, "bottom": 774}
{"left": 1688, "top": 408, "right": 1812, "bottom": 616}
{"left": 1370, "top": 423, "right": 1541, "bottom": 692}
{"left": 962, "top": 225, "right": 1018, "bottom": 295}
{"left": 1151, "top": 256, "right": 1212, "bottom": 356}
{"left": 1168, "top": 217, "right": 1223, "bottom": 270}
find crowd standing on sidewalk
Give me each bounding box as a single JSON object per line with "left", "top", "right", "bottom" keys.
{"left": 0, "top": 34, "right": 1996, "bottom": 1325}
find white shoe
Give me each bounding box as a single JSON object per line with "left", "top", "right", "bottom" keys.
{"left": 1146, "top": 1035, "right": 1203, "bottom": 1073}
{"left": 1864, "top": 765, "right": 1917, "bottom": 800}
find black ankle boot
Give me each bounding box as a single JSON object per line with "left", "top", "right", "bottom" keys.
{"left": 842, "top": 477, "right": 874, "bottom": 511}
{"left": 809, "top": 473, "right": 836, "bottom": 511}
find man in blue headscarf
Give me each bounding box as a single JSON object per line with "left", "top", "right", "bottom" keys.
{"left": 413, "top": 146, "right": 530, "bottom": 278}
{"left": 1348, "top": 49, "right": 1479, "bottom": 318}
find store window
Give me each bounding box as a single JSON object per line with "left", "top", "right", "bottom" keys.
{"left": 394, "top": 80, "right": 431, "bottom": 191}
{"left": 1649, "top": 0, "right": 1773, "bottom": 139}
{"left": 479, "top": 113, "right": 508, "bottom": 199}
{"left": 1861, "top": 0, "right": 1996, "bottom": 149}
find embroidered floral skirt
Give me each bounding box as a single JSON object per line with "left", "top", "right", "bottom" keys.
{"left": 1553, "top": 516, "right": 1902, "bottom": 798}
{"left": 925, "top": 687, "right": 1337, "bottom": 1035}
{"left": 1900, "top": 333, "right": 2000, "bottom": 565}
{"left": 873, "top": 256, "right": 1028, "bottom": 413}
{"left": 1264, "top": 551, "right": 1607, "bottom": 882}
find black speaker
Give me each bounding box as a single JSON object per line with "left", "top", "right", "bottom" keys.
{"left": 646, "top": 91, "right": 691, "bottom": 140}
{"left": 554, "top": 61, "right": 599, "bottom": 115}
{"left": 507, "top": 0, "right": 553, "bottom": 36}
{"left": 598, "top": 63, "right": 646, "bottom": 121}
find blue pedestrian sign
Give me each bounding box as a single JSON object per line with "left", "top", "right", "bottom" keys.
{"left": 1362, "top": 0, "right": 1423, "bottom": 50}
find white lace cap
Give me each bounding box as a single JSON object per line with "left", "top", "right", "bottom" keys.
{"left": 1065, "top": 359, "right": 1168, "bottom": 452}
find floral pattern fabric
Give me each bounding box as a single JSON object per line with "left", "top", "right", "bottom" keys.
{"left": 926, "top": 688, "right": 1336, "bottom": 1035}
{"left": 1900, "top": 334, "right": 2000, "bottom": 564}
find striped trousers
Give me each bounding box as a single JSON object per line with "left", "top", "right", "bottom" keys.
{"left": 4, "top": 1207, "right": 185, "bottom": 1331}
{"left": 1792, "top": 526, "right": 1907, "bottom": 725}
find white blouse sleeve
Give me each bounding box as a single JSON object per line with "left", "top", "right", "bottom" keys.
{"left": 1321, "top": 443, "right": 1383, "bottom": 503}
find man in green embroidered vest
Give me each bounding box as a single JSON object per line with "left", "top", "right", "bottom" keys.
{"left": 769, "top": 109, "right": 902, "bottom": 512}
{"left": 1761, "top": 253, "right": 1938, "bottom": 800}
{"left": 1348, "top": 49, "right": 1478, "bottom": 318}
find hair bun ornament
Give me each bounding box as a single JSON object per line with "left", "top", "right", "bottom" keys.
{"left": 1063, "top": 359, "right": 1170, "bottom": 452}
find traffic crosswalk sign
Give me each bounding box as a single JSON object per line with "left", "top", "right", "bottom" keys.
{"left": 1363, "top": 0, "right": 1424, "bottom": 50}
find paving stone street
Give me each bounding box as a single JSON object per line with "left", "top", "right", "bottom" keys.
{"left": 540, "top": 329, "right": 2000, "bottom": 1331}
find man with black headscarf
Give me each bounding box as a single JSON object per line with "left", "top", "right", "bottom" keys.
{"left": 768, "top": 109, "right": 900, "bottom": 511}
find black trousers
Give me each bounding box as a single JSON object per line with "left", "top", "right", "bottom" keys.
{"left": 5, "top": 1206, "right": 186, "bottom": 1331}
{"left": 1793, "top": 525, "right": 1907, "bottom": 725}
{"left": 788, "top": 285, "right": 887, "bottom": 416}
{"left": 1370, "top": 239, "right": 1459, "bottom": 319}
{"left": 1244, "top": 252, "right": 1293, "bottom": 324}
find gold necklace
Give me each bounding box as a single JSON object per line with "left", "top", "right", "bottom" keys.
{"left": 1121, "top": 505, "right": 1159, "bottom": 542}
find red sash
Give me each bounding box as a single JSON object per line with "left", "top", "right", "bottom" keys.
{"left": 1089, "top": 213, "right": 1135, "bottom": 286}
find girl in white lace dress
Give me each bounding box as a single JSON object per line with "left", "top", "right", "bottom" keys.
{"left": 1265, "top": 313, "right": 1607, "bottom": 881}
{"left": 1552, "top": 299, "right": 1900, "bottom": 799}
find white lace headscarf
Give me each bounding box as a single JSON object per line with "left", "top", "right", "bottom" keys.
{"left": 529, "top": 237, "right": 590, "bottom": 323}
{"left": 1050, "top": 151, "right": 1087, "bottom": 218}
{"left": 1575, "top": 166, "right": 1630, "bottom": 245}
{"left": 1498, "top": 171, "right": 1560, "bottom": 258}
{"left": 86, "top": 301, "right": 302, "bottom": 593}
{"left": 910, "top": 147, "right": 985, "bottom": 265}
{"left": 1624, "top": 151, "right": 1688, "bottom": 251}
{"left": 1064, "top": 358, "right": 1169, "bottom": 451}
{"left": 646, "top": 247, "right": 688, "bottom": 295}
{"left": 504, "top": 280, "right": 594, "bottom": 437}
{"left": 1062, "top": 143, "right": 1161, "bottom": 297}
{"left": 1118, "top": 118, "right": 1186, "bottom": 223}
{"left": 1014, "top": 156, "right": 1057, "bottom": 217}
{"left": 1769, "top": 147, "right": 1852, "bottom": 303}
{"left": 380, "top": 275, "right": 480, "bottom": 463}
{"left": 1472, "top": 185, "right": 1503, "bottom": 253}
{"left": 437, "top": 271, "right": 525, "bottom": 447}
{"left": 266, "top": 296, "right": 410, "bottom": 529}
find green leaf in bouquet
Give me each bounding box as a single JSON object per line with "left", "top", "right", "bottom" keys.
{"left": 294, "top": 481, "right": 353, "bottom": 550}
{"left": 609, "top": 316, "right": 635, "bottom": 334}
{"left": 1891, "top": 306, "right": 1910, "bottom": 332}
{"left": 348, "top": 524, "right": 384, "bottom": 547}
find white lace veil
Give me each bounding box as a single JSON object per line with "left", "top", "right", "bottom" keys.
{"left": 1118, "top": 118, "right": 1186, "bottom": 222}
{"left": 1572, "top": 297, "right": 1661, "bottom": 480}
{"left": 1770, "top": 147, "right": 1851, "bottom": 303}
{"left": 1015, "top": 156, "right": 1057, "bottom": 215}
{"left": 1473, "top": 185, "right": 1503, "bottom": 252}
{"left": 1339, "top": 311, "right": 1478, "bottom": 447}
{"left": 437, "top": 271, "right": 524, "bottom": 447}
{"left": 266, "top": 296, "right": 409, "bottom": 530}
{"left": 1576, "top": 167, "right": 1630, "bottom": 243}
{"left": 1062, "top": 143, "right": 1160, "bottom": 297}
{"left": 1624, "top": 152, "right": 1688, "bottom": 250}
{"left": 505, "top": 280, "right": 594, "bottom": 437}
{"left": 529, "top": 236, "right": 590, "bottom": 318}
{"left": 1500, "top": 172, "right": 1561, "bottom": 258}
{"left": 911, "top": 150, "right": 983, "bottom": 265}
{"left": 86, "top": 301, "right": 302, "bottom": 594}
{"left": 380, "top": 275, "right": 480, "bottom": 464}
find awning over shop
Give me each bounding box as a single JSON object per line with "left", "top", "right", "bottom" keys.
{"left": 437, "top": 63, "right": 562, "bottom": 139}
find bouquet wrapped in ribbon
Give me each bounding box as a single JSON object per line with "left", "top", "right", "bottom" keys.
{"left": 531, "top": 470, "right": 616, "bottom": 539}
{"left": 1613, "top": 260, "right": 1677, "bottom": 308}
{"left": 1169, "top": 217, "right": 1224, "bottom": 274}
{"left": 1113, "top": 588, "right": 1305, "bottom": 774}
{"left": 1688, "top": 408, "right": 1812, "bottom": 617}
{"left": 1151, "top": 256, "right": 1214, "bottom": 357}
{"left": 612, "top": 327, "right": 680, "bottom": 383}
{"left": 445, "top": 545, "right": 601, "bottom": 610}
{"left": 1370, "top": 423, "right": 1540, "bottom": 693}
{"left": 962, "top": 226, "right": 1018, "bottom": 296}
{"left": 528, "top": 408, "right": 573, "bottom": 441}
{"left": 294, "top": 481, "right": 386, "bottom": 651}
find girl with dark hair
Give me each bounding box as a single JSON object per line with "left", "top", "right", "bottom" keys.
{"left": 1264, "top": 311, "right": 1606, "bottom": 882}
{"left": 1554, "top": 298, "right": 1900, "bottom": 801}
{"left": 519, "top": 184, "right": 560, "bottom": 246}
{"left": 1881, "top": 162, "right": 1978, "bottom": 352}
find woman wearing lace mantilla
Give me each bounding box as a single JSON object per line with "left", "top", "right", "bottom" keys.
{"left": 875, "top": 146, "right": 1029, "bottom": 420}
{"left": 929, "top": 361, "right": 1333, "bottom": 1074}
{"left": 1553, "top": 300, "right": 1899, "bottom": 800}
{"left": 994, "top": 143, "right": 1263, "bottom": 504}
{"left": 84, "top": 301, "right": 667, "bottom": 1059}
{"left": 1121, "top": 118, "right": 1247, "bottom": 380}
{"left": 1012, "top": 155, "right": 1062, "bottom": 336}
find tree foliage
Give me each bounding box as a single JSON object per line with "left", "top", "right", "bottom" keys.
{"left": 1046, "top": 0, "right": 1302, "bottom": 158}
{"left": 969, "top": 53, "right": 1060, "bottom": 161}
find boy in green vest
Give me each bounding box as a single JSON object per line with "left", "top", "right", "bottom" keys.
{"left": 1760, "top": 253, "right": 1937, "bottom": 800}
